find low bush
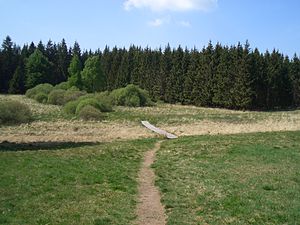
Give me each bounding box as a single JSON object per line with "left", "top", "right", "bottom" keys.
{"left": 63, "top": 100, "right": 80, "bottom": 115}
{"left": 63, "top": 89, "right": 86, "bottom": 104}
{"left": 78, "top": 105, "right": 103, "bottom": 121}
{"left": 34, "top": 93, "right": 48, "bottom": 103}
{"left": 47, "top": 89, "right": 66, "bottom": 105}
{"left": 0, "top": 100, "right": 32, "bottom": 125}
{"left": 110, "top": 84, "right": 153, "bottom": 107}
{"left": 25, "top": 83, "right": 54, "bottom": 99}
{"left": 75, "top": 98, "right": 101, "bottom": 115}
{"left": 53, "top": 82, "right": 69, "bottom": 90}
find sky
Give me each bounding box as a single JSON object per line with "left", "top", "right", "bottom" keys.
{"left": 0, "top": 0, "right": 299, "bottom": 56}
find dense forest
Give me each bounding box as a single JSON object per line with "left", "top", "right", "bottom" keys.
{"left": 0, "top": 35, "right": 299, "bottom": 110}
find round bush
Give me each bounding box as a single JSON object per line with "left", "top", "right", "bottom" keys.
{"left": 0, "top": 100, "right": 32, "bottom": 125}
{"left": 125, "top": 95, "right": 140, "bottom": 107}
{"left": 63, "top": 100, "right": 79, "bottom": 115}
{"left": 78, "top": 105, "right": 103, "bottom": 121}
{"left": 54, "top": 82, "right": 69, "bottom": 90}
{"left": 25, "top": 83, "right": 54, "bottom": 99}
{"left": 63, "top": 90, "right": 86, "bottom": 104}
{"left": 47, "top": 89, "right": 66, "bottom": 105}
{"left": 34, "top": 92, "right": 48, "bottom": 103}
{"left": 75, "top": 98, "right": 101, "bottom": 115}
{"left": 109, "top": 84, "right": 153, "bottom": 107}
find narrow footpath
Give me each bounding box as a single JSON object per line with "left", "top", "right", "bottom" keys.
{"left": 135, "top": 140, "right": 167, "bottom": 225}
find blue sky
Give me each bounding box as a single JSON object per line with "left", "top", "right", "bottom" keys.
{"left": 1, "top": 0, "right": 299, "bottom": 56}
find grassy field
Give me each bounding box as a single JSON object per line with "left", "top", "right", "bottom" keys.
{"left": 0, "top": 139, "right": 155, "bottom": 225}
{"left": 1, "top": 94, "right": 300, "bottom": 224}
{"left": 153, "top": 131, "right": 300, "bottom": 224}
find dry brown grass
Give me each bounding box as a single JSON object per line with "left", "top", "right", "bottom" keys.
{"left": 1, "top": 95, "right": 300, "bottom": 143}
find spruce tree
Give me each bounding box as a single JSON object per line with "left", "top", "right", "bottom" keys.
{"left": 68, "top": 54, "right": 83, "bottom": 89}
{"left": 25, "top": 49, "right": 53, "bottom": 89}
{"left": 8, "top": 58, "right": 26, "bottom": 94}
{"left": 81, "top": 56, "right": 106, "bottom": 92}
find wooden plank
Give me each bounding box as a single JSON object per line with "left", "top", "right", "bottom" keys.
{"left": 141, "top": 121, "right": 178, "bottom": 139}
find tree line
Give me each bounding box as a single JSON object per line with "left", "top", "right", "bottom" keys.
{"left": 1, "top": 35, "right": 300, "bottom": 110}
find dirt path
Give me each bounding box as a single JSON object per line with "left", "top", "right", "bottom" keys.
{"left": 135, "top": 140, "right": 166, "bottom": 225}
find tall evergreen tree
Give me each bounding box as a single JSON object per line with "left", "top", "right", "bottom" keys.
{"left": 81, "top": 56, "right": 106, "bottom": 92}
{"left": 68, "top": 54, "right": 83, "bottom": 89}
{"left": 8, "top": 58, "right": 26, "bottom": 94}
{"left": 0, "top": 36, "right": 17, "bottom": 93}
{"left": 25, "top": 49, "right": 53, "bottom": 89}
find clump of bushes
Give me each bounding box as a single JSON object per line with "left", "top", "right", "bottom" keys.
{"left": 47, "top": 89, "right": 66, "bottom": 105}
{"left": 53, "top": 82, "right": 69, "bottom": 90}
{"left": 34, "top": 93, "right": 48, "bottom": 103}
{"left": 78, "top": 105, "right": 103, "bottom": 121}
{"left": 110, "top": 84, "right": 153, "bottom": 107}
{"left": 25, "top": 83, "right": 54, "bottom": 99}
{"left": 0, "top": 100, "right": 32, "bottom": 125}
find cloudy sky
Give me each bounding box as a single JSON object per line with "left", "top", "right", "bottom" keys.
{"left": 1, "top": 0, "right": 299, "bottom": 56}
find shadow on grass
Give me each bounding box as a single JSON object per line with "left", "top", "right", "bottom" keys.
{"left": 0, "top": 141, "right": 99, "bottom": 152}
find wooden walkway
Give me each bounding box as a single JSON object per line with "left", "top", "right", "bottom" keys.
{"left": 141, "top": 121, "right": 177, "bottom": 139}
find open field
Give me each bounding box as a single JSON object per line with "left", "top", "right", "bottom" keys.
{"left": 0, "top": 139, "right": 155, "bottom": 224}
{"left": 154, "top": 131, "right": 300, "bottom": 224}
{"left": 1, "top": 94, "right": 300, "bottom": 224}
{"left": 1, "top": 95, "right": 300, "bottom": 143}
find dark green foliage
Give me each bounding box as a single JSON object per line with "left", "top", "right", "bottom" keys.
{"left": 0, "top": 100, "right": 32, "bottom": 125}
{"left": 34, "top": 92, "right": 48, "bottom": 103}
{"left": 8, "top": 58, "right": 26, "bottom": 94}
{"left": 47, "top": 89, "right": 66, "bottom": 105}
{"left": 2, "top": 37, "right": 300, "bottom": 110}
{"left": 78, "top": 105, "right": 103, "bottom": 121}
{"left": 110, "top": 84, "right": 153, "bottom": 107}
{"left": 25, "top": 83, "right": 54, "bottom": 99}
{"left": 25, "top": 49, "right": 53, "bottom": 89}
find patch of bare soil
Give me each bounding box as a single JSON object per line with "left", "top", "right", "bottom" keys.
{"left": 0, "top": 120, "right": 156, "bottom": 143}
{"left": 135, "top": 141, "right": 166, "bottom": 225}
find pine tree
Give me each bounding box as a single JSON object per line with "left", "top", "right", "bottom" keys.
{"left": 0, "top": 36, "right": 18, "bottom": 93}
{"left": 81, "top": 56, "right": 106, "bottom": 92}
{"left": 8, "top": 58, "right": 25, "bottom": 94}
{"left": 68, "top": 54, "right": 83, "bottom": 89}
{"left": 25, "top": 49, "right": 53, "bottom": 89}
{"left": 290, "top": 55, "right": 300, "bottom": 106}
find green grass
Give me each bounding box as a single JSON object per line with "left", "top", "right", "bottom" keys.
{"left": 153, "top": 131, "right": 300, "bottom": 224}
{"left": 0, "top": 139, "right": 156, "bottom": 225}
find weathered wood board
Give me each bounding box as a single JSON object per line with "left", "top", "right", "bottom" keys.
{"left": 141, "top": 121, "right": 178, "bottom": 139}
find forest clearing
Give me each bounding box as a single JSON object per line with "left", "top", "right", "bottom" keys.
{"left": 1, "top": 93, "right": 300, "bottom": 224}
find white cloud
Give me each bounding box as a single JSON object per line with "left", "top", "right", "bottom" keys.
{"left": 124, "top": 0, "right": 217, "bottom": 12}
{"left": 178, "top": 20, "right": 191, "bottom": 27}
{"left": 148, "top": 16, "right": 171, "bottom": 27}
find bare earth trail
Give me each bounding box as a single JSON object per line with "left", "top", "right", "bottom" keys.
{"left": 135, "top": 140, "right": 167, "bottom": 225}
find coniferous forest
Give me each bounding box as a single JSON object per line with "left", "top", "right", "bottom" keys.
{"left": 1, "top": 35, "right": 300, "bottom": 110}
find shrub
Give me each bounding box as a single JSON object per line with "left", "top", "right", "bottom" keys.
{"left": 63, "top": 90, "right": 86, "bottom": 105}
{"left": 54, "top": 82, "right": 69, "bottom": 90}
{"left": 125, "top": 95, "right": 140, "bottom": 107}
{"left": 78, "top": 105, "right": 103, "bottom": 121}
{"left": 63, "top": 100, "right": 79, "bottom": 115}
{"left": 25, "top": 83, "right": 54, "bottom": 99}
{"left": 47, "top": 89, "right": 66, "bottom": 105}
{"left": 109, "top": 84, "right": 153, "bottom": 107}
{"left": 75, "top": 98, "right": 101, "bottom": 115}
{"left": 34, "top": 93, "right": 48, "bottom": 103}
{"left": 0, "top": 100, "right": 32, "bottom": 125}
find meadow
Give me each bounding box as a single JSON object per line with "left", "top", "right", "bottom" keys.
{"left": 1, "top": 94, "right": 300, "bottom": 224}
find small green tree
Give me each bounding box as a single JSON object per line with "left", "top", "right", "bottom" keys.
{"left": 68, "top": 54, "right": 83, "bottom": 89}
{"left": 9, "top": 59, "right": 26, "bottom": 94}
{"left": 81, "top": 56, "right": 106, "bottom": 92}
{"left": 25, "top": 49, "right": 53, "bottom": 89}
